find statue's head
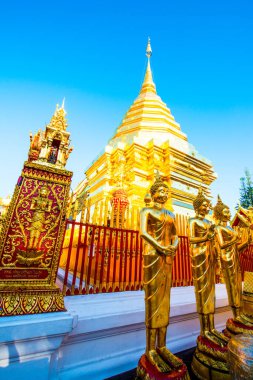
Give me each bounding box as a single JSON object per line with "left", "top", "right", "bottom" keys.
{"left": 39, "top": 186, "right": 49, "bottom": 198}
{"left": 213, "top": 195, "right": 230, "bottom": 222}
{"left": 193, "top": 188, "right": 211, "bottom": 217}
{"left": 150, "top": 173, "right": 169, "bottom": 204}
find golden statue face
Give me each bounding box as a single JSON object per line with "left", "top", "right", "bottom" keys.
{"left": 197, "top": 201, "right": 210, "bottom": 217}
{"left": 152, "top": 186, "right": 169, "bottom": 204}
{"left": 221, "top": 207, "right": 231, "bottom": 222}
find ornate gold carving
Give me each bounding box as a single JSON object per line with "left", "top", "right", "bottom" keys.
{"left": 0, "top": 161, "right": 72, "bottom": 316}
{"left": 48, "top": 103, "right": 68, "bottom": 131}
{"left": 0, "top": 290, "right": 65, "bottom": 316}
{"left": 28, "top": 130, "right": 43, "bottom": 162}
{"left": 1, "top": 178, "right": 66, "bottom": 270}
{"left": 244, "top": 272, "right": 253, "bottom": 294}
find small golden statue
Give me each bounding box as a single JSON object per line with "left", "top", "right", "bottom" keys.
{"left": 137, "top": 173, "right": 189, "bottom": 380}
{"left": 27, "top": 186, "right": 52, "bottom": 250}
{"left": 189, "top": 189, "right": 230, "bottom": 380}
{"left": 232, "top": 206, "right": 253, "bottom": 321}
{"left": 213, "top": 195, "right": 252, "bottom": 333}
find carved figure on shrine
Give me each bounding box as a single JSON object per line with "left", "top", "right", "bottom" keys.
{"left": 27, "top": 186, "right": 52, "bottom": 250}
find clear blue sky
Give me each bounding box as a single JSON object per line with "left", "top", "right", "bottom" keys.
{"left": 0, "top": 0, "right": 253, "bottom": 211}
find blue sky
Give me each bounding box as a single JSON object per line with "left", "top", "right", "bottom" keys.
{"left": 0, "top": 0, "right": 253, "bottom": 210}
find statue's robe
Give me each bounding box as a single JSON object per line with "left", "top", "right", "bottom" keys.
{"left": 143, "top": 209, "right": 176, "bottom": 328}
{"left": 216, "top": 225, "right": 242, "bottom": 310}
{"left": 189, "top": 218, "right": 215, "bottom": 315}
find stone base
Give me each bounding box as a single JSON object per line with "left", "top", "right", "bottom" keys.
{"left": 191, "top": 336, "right": 230, "bottom": 380}
{"left": 136, "top": 354, "right": 190, "bottom": 380}
{"left": 0, "top": 311, "right": 74, "bottom": 380}
{"left": 224, "top": 317, "right": 253, "bottom": 337}
{"left": 0, "top": 288, "right": 65, "bottom": 316}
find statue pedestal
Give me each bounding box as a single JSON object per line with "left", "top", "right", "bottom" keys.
{"left": 136, "top": 354, "right": 190, "bottom": 380}
{"left": 224, "top": 318, "right": 253, "bottom": 337}
{"left": 191, "top": 336, "right": 230, "bottom": 380}
{"left": 228, "top": 334, "right": 253, "bottom": 379}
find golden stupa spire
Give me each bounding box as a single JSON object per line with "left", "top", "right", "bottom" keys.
{"left": 140, "top": 37, "right": 156, "bottom": 95}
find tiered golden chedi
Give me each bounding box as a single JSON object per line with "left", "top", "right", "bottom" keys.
{"left": 76, "top": 39, "right": 216, "bottom": 227}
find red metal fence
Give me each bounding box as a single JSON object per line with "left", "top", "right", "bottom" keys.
{"left": 57, "top": 220, "right": 253, "bottom": 296}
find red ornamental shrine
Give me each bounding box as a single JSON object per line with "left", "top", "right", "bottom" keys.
{"left": 111, "top": 189, "right": 129, "bottom": 210}
{"left": 0, "top": 102, "right": 73, "bottom": 316}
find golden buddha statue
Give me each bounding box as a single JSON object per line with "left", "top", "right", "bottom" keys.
{"left": 140, "top": 173, "right": 181, "bottom": 373}
{"left": 27, "top": 186, "right": 52, "bottom": 250}
{"left": 213, "top": 195, "right": 250, "bottom": 323}
{"left": 189, "top": 188, "right": 228, "bottom": 346}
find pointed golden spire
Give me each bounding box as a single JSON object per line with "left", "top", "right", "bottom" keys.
{"left": 48, "top": 102, "right": 68, "bottom": 131}
{"left": 140, "top": 38, "right": 156, "bottom": 95}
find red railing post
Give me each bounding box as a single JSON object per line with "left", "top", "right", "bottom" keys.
{"left": 86, "top": 225, "right": 96, "bottom": 294}
{"left": 62, "top": 220, "right": 75, "bottom": 295}
{"left": 106, "top": 228, "right": 113, "bottom": 292}
{"left": 99, "top": 226, "right": 107, "bottom": 292}
{"left": 71, "top": 222, "right": 83, "bottom": 295}
{"left": 79, "top": 224, "right": 89, "bottom": 294}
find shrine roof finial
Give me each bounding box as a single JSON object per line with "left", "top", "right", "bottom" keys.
{"left": 48, "top": 102, "right": 68, "bottom": 131}
{"left": 146, "top": 37, "right": 152, "bottom": 58}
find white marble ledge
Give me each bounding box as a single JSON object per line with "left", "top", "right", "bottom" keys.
{"left": 0, "top": 312, "right": 74, "bottom": 343}
{"left": 64, "top": 284, "right": 229, "bottom": 335}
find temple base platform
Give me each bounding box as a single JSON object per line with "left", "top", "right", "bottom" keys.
{"left": 0, "top": 285, "right": 232, "bottom": 379}
{"left": 191, "top": 336, "right": 230, "bottom": 380}
{"left": 136, "top": 354, "right": 190, "bottom": 380}
{"left": 0, "top": 287, "right": 65, "bottom": 316}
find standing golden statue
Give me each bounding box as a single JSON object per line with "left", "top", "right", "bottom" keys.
{"left": 213, "top": 195, "right": 251, "bottom": 330}
{"left": 189, "top": 188, "right": 228, "bottom": 345}
{"left": 137, "top": 173, "right": 189, "bottom": 380}
{"left": 189, "top": 189, "right": 230, "bottom": 380}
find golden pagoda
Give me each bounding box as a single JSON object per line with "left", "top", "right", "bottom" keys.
{"left": 76, "top": 39, "right": 216, "bottom": 228}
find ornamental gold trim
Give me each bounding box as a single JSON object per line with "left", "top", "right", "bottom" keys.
{"left": 24, "top": 161, "right": 72, "bottom": 177}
